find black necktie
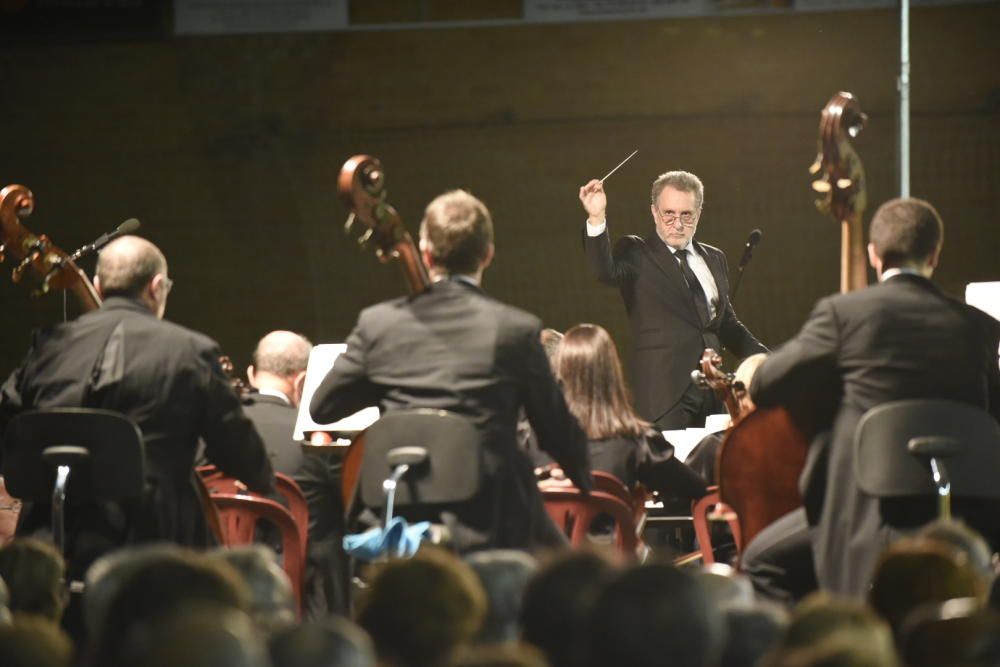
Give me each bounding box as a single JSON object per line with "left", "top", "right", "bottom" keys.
{"left": 676, "top": 248, "right": 710, "bottom": 326}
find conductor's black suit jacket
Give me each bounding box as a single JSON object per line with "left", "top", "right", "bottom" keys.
{"left": 751, "top": 274, "right": 1000, "bottom": 596}
{"left": 0, "top": 297, "right": 274, "bottom": 572}
{"left": 310, "top": 279, "right": 592, "bottom": 551}
{"left": 585, "top": 227, "right": 766, "bottom": 423}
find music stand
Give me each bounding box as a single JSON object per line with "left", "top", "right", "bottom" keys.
{"left": 2, "top": 408, "right": 146, "bottom": 556}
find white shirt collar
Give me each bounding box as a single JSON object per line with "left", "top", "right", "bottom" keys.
{"left": 256, "top": 387, "right": 291, "bottom": 405}
{"left": 880, "top": 267, "right": 923, "bottom": 283}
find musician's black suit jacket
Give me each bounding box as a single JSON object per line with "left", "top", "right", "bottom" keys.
{"left": 310, "top": 278, "right": 592, "bottom": 551}
{"left": 0, "top": 297, "right": 273, "bottom": 574}
{"left": 584, "top": 227, "right": 766, "bottom": 423}
{"left": 242, "top": 392, "right": 348, "bottom": 615}
{"left": 751, "top": 274, "right": 1000, "bottom": 596}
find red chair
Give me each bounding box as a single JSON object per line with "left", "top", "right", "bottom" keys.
{"left": 689, "top": 487, "right": 740, "bottom": 566}
{"left": 211, "top": 493, "right": 306, "bottom": 614}
{"left": 198, "top": 466, "right": 309, "bottom": 556}
{"left": 541, "top": 472, "right": 644, "bottom": 559}
{"left": 0, "top": 476, "right": 20, "bottom": 546}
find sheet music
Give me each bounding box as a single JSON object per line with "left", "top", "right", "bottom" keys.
{"left": 292, "top": 343, "right": 379, "bottom": 440}
{"left": 662, "top": 413, "right": 730, "bottom": 461}
{"left": 966, "top": 282, "right": 1000, "bottom": 369}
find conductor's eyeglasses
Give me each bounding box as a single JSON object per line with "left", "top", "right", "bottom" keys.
{"left": 658, "top": 211, "right": 697, "bottom": 227}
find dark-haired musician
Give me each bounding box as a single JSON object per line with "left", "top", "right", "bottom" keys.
{"left": 749, "top": 198, "right": 1000, "bottom": 598}
{"left": 311, "top": 190, "right": 591, "bottom": 552}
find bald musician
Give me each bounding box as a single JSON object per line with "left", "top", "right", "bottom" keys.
{"left": 0, "top": 236, "right": 273, "bottom": 576}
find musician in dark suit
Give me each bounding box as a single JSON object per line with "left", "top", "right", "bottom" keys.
{"left": 749, "top": 197, "right": 1000, "bottom": 598}
{"left": 580, "top": 172, "right": 766, "bottom": 429}
{"left": 311, "top": 190, "right": 591, "bottom": 552}
{"left": 243, "top": 330, "right": 313, "bottom": 476}
{"left": 0, "top": 236, "right": 273, "bottom": 577}
{"left": 243, "top": 329, "right": 349, "bottom": 616}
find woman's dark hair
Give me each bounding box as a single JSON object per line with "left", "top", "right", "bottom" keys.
{"left": 556, "top": 324, "right": 648, "bottom": 440}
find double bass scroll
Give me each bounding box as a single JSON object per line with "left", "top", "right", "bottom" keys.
{"left": 335, "top": 156, "right": 431, "bottom": 508}
{"left": 809, "top": 92, "right": 869, "bottom": 294}
{"left": 0, "top": 184, "right": 102, "bottom": 313}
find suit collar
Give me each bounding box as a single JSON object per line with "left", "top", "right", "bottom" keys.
{"left": 100, "top": 296, "right": 156, "bottom": 316}
{"left": 643, "top": 232, "right": 704, "bottom": 328}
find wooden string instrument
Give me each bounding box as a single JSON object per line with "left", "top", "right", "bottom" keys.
{"left": 710, "top": 92, "right": 870, "bottom": 552}
{"left": 334, "top": 155, "right": 431, "bottom": 508}
{"left": 1, "top": 184, "right": 102, "bottom": 312}
{"left": 809, "top": 91, "right": 869, "bottom": 293}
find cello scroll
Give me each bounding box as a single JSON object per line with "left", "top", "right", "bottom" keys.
{"left": 1, "top": 184, "right": 102, "bottom": 312}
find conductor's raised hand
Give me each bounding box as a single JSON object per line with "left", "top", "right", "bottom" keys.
{"left": 579, "top": 179, "right": 607, "bottom": 226}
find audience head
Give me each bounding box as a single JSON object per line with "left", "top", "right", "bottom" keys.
{"left": 557, "top": 323, "right": 647, "bottom": 440}
{"left": 721, "top": 606, "right": 787, "bottom": 667}
{"left": 586, "top": 563, "right": 722, "bottom": 667}
{"left": 868, "top": 537, "right": 986, "bottom": 640}
{"left": 0, "top": 614, "right": 74, "bottom": 667}
{"left": 465, "top": 549, "right": 537, "bottom": 644}
{"left": 0, "top": 538, "right": 66, "bottom": 622}
{"left": 247, "top": 330, "right": 313, "bottom": 408}
{"left": 135, "top": 605, "right": 269, "bottom": 667}
{"left": 897, "top": 598, "right": 1000, "bottom": 667}
{"left": 86, "top": 548, "right": 250, "bottom": 667}
{"left": 447, "top": 644, "right": 551, "bottom": 667}
{"left": 206, "top": 545, "right": 296, "bottom": 635}
{"left": 521, "top": 550, "right": 618, "bottom": 667}
{"left": 83, "top": 543, "right": 184, "bottom": 638}
{"left": 916, "top": 519, "right": 995, "bottom": 584}
{"left": 867, "top": 197, "right": 943, "bottom": 277}
{"left": 270, "top": 617, "right": 375, "bottom": 667}
{"left": 765, "top": 593, "right": 897, "bottom": 667}
{"left": 357, "top": 547, "right": 487, "bottom": 667}
{"left": 419, "top": 190, "right": 495, "bottom": 281}
{"left": 95, "top": 236, "right": 171, "bottom": 318}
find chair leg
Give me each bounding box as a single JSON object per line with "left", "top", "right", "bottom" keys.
{"left": 929, "top": 457, "right": 952, "bottom": 520}
{"left": 51, "top": 465, "right": 71, "bottom": 556}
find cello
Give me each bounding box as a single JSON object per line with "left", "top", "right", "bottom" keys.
{"left": 333, "top": 156, "right": 431, "bottom": 507}
{"left": 1, "top": 184, "right": 102, "bottom": 313}
{"left": 1, "top": 184, "right": 104, "bottom": 544}
{"left": 713, "top": 91, "right": 869, "bottom": 553}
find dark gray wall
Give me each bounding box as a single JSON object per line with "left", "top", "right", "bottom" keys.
{"left": 2, "top": 5, "right": 998, "bottom": 380}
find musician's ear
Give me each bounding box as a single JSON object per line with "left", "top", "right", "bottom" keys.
{"left": 292, "top": 370, "right": 308, "bottom": 408}
{"left": 93, "top": 275, "right": 104, "bottom": 299}
{"left": 480, "top": 243, "right": 495, "bottom": 271}
{"left": 926, "top": 243, "right": 942, "bottom": 271}
{"left": 419, "top": 237, "right": 436, "bottom": 269}
{"left": 246, "top": 365, "right": 256, "bottom": 388}
{"left": 867, "top": 243, "right": 881, "bottom": 272}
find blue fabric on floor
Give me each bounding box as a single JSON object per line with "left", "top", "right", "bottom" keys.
{"left": 343, "top": 517, "right": 432, "bottom": 560}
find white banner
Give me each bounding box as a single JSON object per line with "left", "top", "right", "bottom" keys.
{"left": 175, "top": 0, "right": 348, "bottom": 35}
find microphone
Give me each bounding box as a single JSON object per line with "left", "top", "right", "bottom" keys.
{"left": 67, "top": 218, "right": 142, "bottom": 263}
{"left": 738, "top": 228, "right": 763, "bottom": 270}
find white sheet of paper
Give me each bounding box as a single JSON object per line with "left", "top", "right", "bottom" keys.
{"left": 662, "top": 414, "right": 729, "bottom": 462}
{"left": 966, "top": 282, "right": 1000, "bottom": 322}
{"left": 293, "top": 343, "right": 380, "bottom": 440}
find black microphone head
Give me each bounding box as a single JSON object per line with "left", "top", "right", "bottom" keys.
{"left": 117, "top": 218, "right": 141, "bottom": 234}
{"left": 748, "top": 228, "right": 763, "bottom": 246}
